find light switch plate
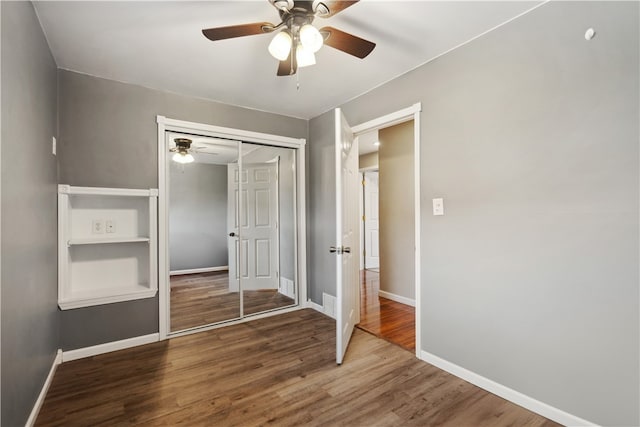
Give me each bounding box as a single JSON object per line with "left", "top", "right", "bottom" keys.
{"left": 432, "top": 198, "right": 444, "bottom": 216}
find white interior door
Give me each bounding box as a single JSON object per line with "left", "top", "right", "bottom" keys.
{"left": 228, "top": 162, "right": 279, "bottom": 293}
{"left": 364, "top": 171, "right": 380, "bottom": 269}
{"left": 334, "top": 108, "right": 360, "bottom": 365}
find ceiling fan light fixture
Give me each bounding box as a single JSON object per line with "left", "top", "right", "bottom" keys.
{"left": 268, "top": 30, "right": 292, "bottom": 61}
{"left": 299, "top": 24, "right": 323, "bottom": 53}
{"left": 172, "top": 152, "right": 194, "bottom": 164}
{"left": 172, "top": 138, "right": 194, "bottom": 164}
{"left": 296, "top": 43, "right": 316, "bottom": 67}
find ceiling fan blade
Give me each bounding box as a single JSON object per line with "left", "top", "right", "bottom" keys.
{"left": 314, "top": 1, "right": 359, "bottom": 18}
{"left": 202, "top": 22, "right": 274, "bottom": 41}
{"left": 320, "top": 26, "right": 375, "bottom": 59}
{"left": 277, "top": 49, "right": 297, "bottom": 76}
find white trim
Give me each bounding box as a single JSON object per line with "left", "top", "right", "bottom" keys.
{"left": 306, "top": 299, "right": 324, "bottom": 314}
{"left": 62, "top": 333, "right": 159, "bottom": 362}
{"left": 158, "top": 120, "right": 169, "bottom": 339}
{"left": 352, "top": 103, "right": 421, "bottom": 136}
{"left": 57, "top": 184, "right": 156, "bottom": 197}
{"left": 420, "top": 350, "right": 596, "bottom": 427}
{"left": 170, "top": 266, "right": 228, "bottom": 276}
{"left": 58, "top": 288, "right": 157, "bottom": 310}
{"left": 157, "top": 116, "right": 307, "bottom": 340}
{"left": 378, "top": 290, "right": 415, "bottom": 307}
{"left": 351, "top": 103, "right": 422, "bottom": 359}
{"left": 157, "top": 115, "right": 305, "bottom": 149}
{"left": 413, "top": 109, "right": 422, "bottom": 360}
{"left": 26, "top": 350, "right": 62, "bottom": 427}
{"left": 168, "top": 305, "right": 303, "bottom": 338}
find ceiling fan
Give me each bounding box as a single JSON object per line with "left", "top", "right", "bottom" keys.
{"left": 201, "top": 0, "right": 376, "bottom": 76}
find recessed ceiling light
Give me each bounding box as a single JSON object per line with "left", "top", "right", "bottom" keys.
{"left": 374, "top": 141, "right": 381, "bottom": 146}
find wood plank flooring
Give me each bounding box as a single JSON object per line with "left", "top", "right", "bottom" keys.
{"left": 37, "top": 309, "right": 558, "bottom": 427}
{"left": 357, "top": 269, "right": 416, "bottom": 351}
{"left": 170, "top": 271, "right": 294, "bottom": 331}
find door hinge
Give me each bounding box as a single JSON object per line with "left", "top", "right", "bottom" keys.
{"left": 362, "top": 215, "right": 365, "bottom": 221}
{"left": 363, "top": 249, "right": 366, "bottom": 256}
{"left": 362, "top": 180, "right": 366, "bottom": 186}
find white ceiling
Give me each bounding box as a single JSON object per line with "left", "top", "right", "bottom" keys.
{"left": 33, "top": 1, "right": 539, "bottom": 120}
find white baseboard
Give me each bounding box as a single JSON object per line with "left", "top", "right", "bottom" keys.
{"left": 62, "top": 333, "right": 159, "bottom": 362}
{"left": 26, "top": 349, "right": 62, "bottom": 427}
{"left": 378, "top": 290, "right": 415, "bottom": 307}
{"left": 170, "top": 266, "right": 228, "bottom": 276}
{"left": 305, "top": 295, "right": 337, "bottom": 319}
{"left": 306, "top": 300, "right": 324, "bottom": 314}
{"left": 420, "top": 350, "right": 595, "bottom": 427}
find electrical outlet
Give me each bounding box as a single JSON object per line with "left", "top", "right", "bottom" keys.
{"left": 92, "top": 219, "right": 105, "bottom": 234}
{"left": 105, "top": 220, "right": 116, "bottom": 234}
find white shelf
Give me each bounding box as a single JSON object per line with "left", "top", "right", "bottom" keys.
{"left": 58, "top": 185, "right": 158, "bottom": 310}
{"left": 59, "top": 284, "right": 156, "bottom": 310}
{"left": 68, "top": 236, "right": 150, "bottom": 246}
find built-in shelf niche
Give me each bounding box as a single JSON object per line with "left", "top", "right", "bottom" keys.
{"left": 58, "top": 185, "right": 158, "bottom": 310}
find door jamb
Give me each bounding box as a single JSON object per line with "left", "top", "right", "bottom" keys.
{"left": 156, "top": 116, "right": 307, "bottom": 340}
{"left": 350, "top": 103, "right": 422, "bottom": 358}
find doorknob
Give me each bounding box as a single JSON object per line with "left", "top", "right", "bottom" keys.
{"left": 329, "top": 246, "right": 351, "bottom": 254}
{"left": 229, "top": 232, "right": 237, "bottom": 237}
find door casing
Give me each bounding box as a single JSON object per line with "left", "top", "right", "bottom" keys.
{"left": 350, "top": 103, "right": 422, "bottom": 359}
{"left": 157, "top": 115, "right": 307, "bottom": 340}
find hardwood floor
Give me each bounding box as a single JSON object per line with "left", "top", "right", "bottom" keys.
{"left": 36, "top": 309, "right": 558, "bottom": 427}
{"left": 357, "top": 269, "right": 416, "bottom": 351}
{"left": 170, "top": 271, "right": 294, "bottom": 332}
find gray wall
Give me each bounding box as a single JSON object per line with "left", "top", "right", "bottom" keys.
{"left": 58, "top": 69, "right": 307, "bottom": 350}
{"left": 378, "top": 121, "right": 414, "bottom": 300}
{"left": 1, "top": 2, "right": 59, "bottom": 425}
{"left": 169, "top": 162, "right": 228, "bottom": 271}
{"left": 330, "top": 2, "right": 640, "bottom": 425}
{"left": 328, "top": 2, "right": 639, "bottom": 425}
{"left": 307, "top": 110, "right": 337, "bottom": 303}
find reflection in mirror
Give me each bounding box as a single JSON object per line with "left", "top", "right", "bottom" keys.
{"left": 168, "top": 133, "right": 240, "bottom": 331}
{"left": 238, "top": 143, "right": 297, "bottom": 316}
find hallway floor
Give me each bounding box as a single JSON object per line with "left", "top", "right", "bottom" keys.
{"left": 357, "top": 269, "right": 415, "bottom": 352}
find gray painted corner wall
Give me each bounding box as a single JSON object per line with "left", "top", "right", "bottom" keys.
{"left": 169, "top": 162, "right": 228, "bottom": 271}
{"left": 1, "top": 2, "right": 59, "bottom": 425}
{"left": 336, "top": 2, "right": 638, "bottom": 425}
{"left": 378, "top": 121, "right": 414, "bottom": 300}
{"left": 307, "top": 110, "right": 337, "bottom": 303}
{"left": 57, "top": 70, "right": 308, "bottom": 350}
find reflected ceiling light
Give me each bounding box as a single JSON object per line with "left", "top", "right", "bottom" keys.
{"left": 171, "top": 138, "right": 195, "bottom": 164}
{"left": 268, "top": 30, "right": 292, "bottom": 61}
{"left": 296, "top": 43, "right": 316, "bottom": 68}
{"left": 374, "top": 141, "right": 381, "bottom": 146}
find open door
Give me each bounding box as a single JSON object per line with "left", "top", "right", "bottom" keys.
{"left": 333, "top": 108, "right": 360, "bottom": 365}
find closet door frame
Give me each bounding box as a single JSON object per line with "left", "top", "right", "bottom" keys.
{"left": 156, "top": 115, "right": 307, "bottom": 340}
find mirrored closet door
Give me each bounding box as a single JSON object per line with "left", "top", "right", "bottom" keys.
{"left": 167, "top": 133, "right": 297, "bottom": 333}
